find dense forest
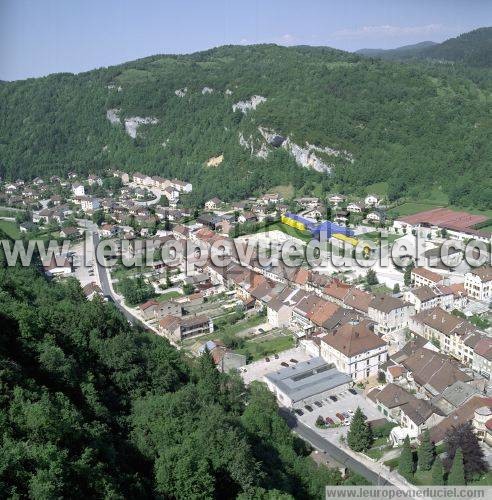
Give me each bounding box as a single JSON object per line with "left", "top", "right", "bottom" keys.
{"left": 1, "top": 30, "right": 491, "bottom": 207}
{"left": 0, "top": 232, "right": 366, "bottom": 498}
{"left": 357, "top": 27, "right": 492, "bottom": 68}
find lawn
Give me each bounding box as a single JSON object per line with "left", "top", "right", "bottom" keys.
{"left": 156, "top": 291, "right": 181, "bottom": 301}
{"left": 360, "top": 231, "right": 401, "bottom": 244}
{"left": 365, "top": 182, "right": 388, "bottom": 197}
{"left": 237, "top": 332, "right": 294, "bottom": 361}
{"left": 255, "top": 222, "right": 313, "bottom": 243}
{"left": 0, "top": 220, "right": 21, "bottom": 239}
{"left": 180, "top": 314, "right": 265, "bottom": 349}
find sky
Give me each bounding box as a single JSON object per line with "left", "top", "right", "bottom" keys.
{"left": 1, "top": 0, "right": 491, "bottom": 81}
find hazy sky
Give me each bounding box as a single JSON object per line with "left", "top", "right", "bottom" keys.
{"left": 1, "top": 0, "right": 491, "bottom": 80}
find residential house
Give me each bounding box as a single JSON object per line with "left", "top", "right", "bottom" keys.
{"left": 347, "top": 202, "right": 365, "bottom": 214}
{"left": 368, "top": 383, "right": 444, "bottom": 444}
{"left": 366, "top": 210, "right": 386, "bottom": 225}
{"left": 364, "top": 194, "right": 380, "bottom": 207}
{"left": 205, "top": 197, "right": 222, "bottom": 210}
{"left": 410, "top": 307, "right": 479, "bottom": 366}
{"left": 159, "top": 314, "right": 213, "bottom": 341}
{"left": 328, "top": 194, "right": 346, "bottom": 205}
{"left": 411, "top": 267, "right": 444, "bottom": 287}
{"left": 238, "top": 212, "right": 257, "bottom": 224}
{"left": 60, "top": 226, "right": 81, "bottom": 239}
{"left": 82, "top": 282, "right": 104, "bottom": 301}
{"left": 403, "top": 285, "right": 455, "bottom": 312}
{"left": 168, "top": 179, "right": 192, "bottom": 193}
{"left": 88, "top": 174, "right": 103, "bottom": 186}
{"left": 465, "top": 267, "right": 492, "bottom": 301}
{"left": 401, "top": 347, "right": 474, "bottom": 398}
{"left": 72, "top": 183, "right": 85, "bottom": 196}
{"left": 368, "top": 295, "right": 414, "bottom": 338}
{"left": 473, "top": 337, "right": 492, "bottom": 379}
{"left": 428, "top": 396, "right": 492, "bottom": 445}
{"left": 80, "top": 197, "right": 100, "bottom": 213}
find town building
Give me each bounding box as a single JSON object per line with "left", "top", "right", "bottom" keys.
{"left": 320, "top": 318, "right": 388, "bottom": 381}
{"left": 263, "top": 357, "right": 351, "bottom": 409}
{"left": 465, "top": 267, "right": 492, "bottom": 301}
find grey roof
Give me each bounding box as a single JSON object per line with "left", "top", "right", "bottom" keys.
{"left": 441, "top": 380, "right": 478, "bottom": 408}
{"left": 264, "top": 357, "right": 351, "bottom": 403}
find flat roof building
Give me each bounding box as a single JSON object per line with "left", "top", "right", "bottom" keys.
{"left": 264, "top": 357, "right": 351, "bottom": 408}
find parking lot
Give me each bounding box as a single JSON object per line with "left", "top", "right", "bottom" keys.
{"left": 239, "top": 346, "right": 313, "bottom": 385}
{"left": 294, "top": 390, "right": 382, "bottom": 439}
{"left": 72, "top": 241, "right": 97, "bottom": 287}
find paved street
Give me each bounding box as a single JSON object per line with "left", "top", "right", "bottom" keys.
{"left": 280, "top": 408, "right": 394, "bottom": 486}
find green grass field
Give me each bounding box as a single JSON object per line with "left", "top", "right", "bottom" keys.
{"left": 156, "top": 291, "right": 181, "bottom": 301}
{"left": 255, "top": 222, "right": 312, "bottom": 243}
{"left": 365, "top": 181, "right": 388, "bottom": 197}
{"left": 0, "top": 220, "right": 21, "bottom": 239}
{"left": 237, "top": 332, "right": 294, "bottom": 361}
{"left": 360, "top": 231, "right": 401, "bottom": 244}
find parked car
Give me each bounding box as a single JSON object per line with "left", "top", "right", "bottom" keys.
{"left": 290, "top": 358, "right": 298, "bottom": 363}
{"left": 305, "top": 405, "right": 313, "bottom": 412}
{"left": 294, "top": 409, "right": 304, "bottom": 416}
{"left": 329, "top": 395, "right": 338, "bottom": 402}
{"left": 258, "top": 328, "right": 265, "bottom": 334}
{"left": 347, "top": 409, "right": 355, "bottom": 415}
{"left": 342, "top": 412, "right": 351, "bottom": 419}
{"left": 325, "top": 416, "right": 335, "bottom": 426}
{"left": 335, "top": 412, "right": 345, "bottom": 422}
{"left": 274, "top": 354, "right": 279, "bottom": 359}
{"left": 265, "top": 357, "right": 270, "bottom": 362}
{"left": 314, "top": 401, "right": 322, "bottom": 408}
{"left": 281, "top": 361, "right": 289, "bottom": 367}
{"left": 348, "top": 388, "right": 357, "bottom": 395}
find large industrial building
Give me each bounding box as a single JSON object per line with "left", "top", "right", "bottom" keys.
{"left": 263, "top": 357, "right": 352, "bottom": 408}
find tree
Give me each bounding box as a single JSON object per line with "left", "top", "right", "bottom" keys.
{"left": 403, "top": 262, "right": 414, "bottom": 287}
{"left": 447, "top": 448, "right": 465, "bottom": 486}
{"left": 92, "top": 209, "right": 105, "bottom": 226}
{"left": 347, "top": 407, "right": 372, "bottom": 452}
{"left": 431, "top": 457, "right": 444, "bottom": 485}
{"left": 365, "top": 269, "right": 378, "bottom": 287}
{"left": 398, "top": 436, "right": 415, "bottom": 479}
{"left": 393, "top": 283, "right": 400, "bottom": 294}
{"left": 417, "top": 430, "right": 435, "bottom": 471}
{"left": 444, "top": 422, "right": 488, "bottom": 481}
{"left": 182, "top": 283, "right": 194, "bottom": 295}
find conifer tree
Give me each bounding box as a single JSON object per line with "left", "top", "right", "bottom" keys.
{"left": 447, "top": 448, "right": 466, "bottom": 486}
{"left": 417, "top": 430, "right": 435, "bottom": 471}
{"left": 347, "top": 407, "right": 372, "bottom": 452}
{"left": 431, "top": 457, "right": 444, "bottom": 485}
{"left": 398, "top": 436, "right": 415, "bottom": 479}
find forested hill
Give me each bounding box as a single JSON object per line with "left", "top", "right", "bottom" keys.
{"left": 1, "top": 40, "right": 491, "bottom": 207}
{"left": 0, "top": 234, "right": 367, "bottom": 497}
{"left": 357, "top": 28, "right": 492, "bottom": 68}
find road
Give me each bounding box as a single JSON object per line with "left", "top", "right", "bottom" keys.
{"left": 91, "top": 230, "right": 153, "bottom": 331}
{"left": 279, "top": 408, "right": 394, "bottom": 486}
